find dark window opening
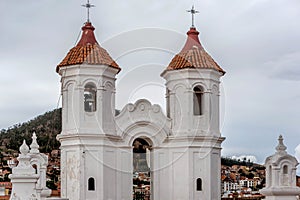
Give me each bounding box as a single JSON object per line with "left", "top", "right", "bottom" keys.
{"left": 196, "top": 178, "right": 202, "bottom": 191}
{"left": 193, "top": 86, "right": 203, "bottom": 115}
{"left": 84, "top": 84, "right": 97, "bottom": 112}
{"left": 32, "top": 164, "right": 38, "bottom": 174}
{"left": 88, "top": 177, "right": 95, "bottom": 191}
{"left": 166, "top": 89, "right": 170, "bottom": 118}
{"left": 283, "top": 165, "right": 288, "bottom": 174}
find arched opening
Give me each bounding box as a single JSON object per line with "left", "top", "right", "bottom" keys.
{"left": 282, "top": 165, "right": 289, "bottom": 186}
{"left": 84, "top": 83, "right": 97, "bottom": 112}
{"left": 196, "top": 178, "right": 202, "bottom": 191}
{"left": 166, "top": 88, "right": 170, "bottom": 118}
{"left": 32, "top": 164, "right": 38, "bottom": 174}
{"left": 88, "top": 177, "right": 95, "bottom": 191}
{"left": 193, "top": 86, "right": 203, "bottom": 115}
{"left": 132, "top": 138, "right": 151, "bottom": 200}
{"left": 283, "top": 165, "right": 288, "bottom": 174}
{"left": 268, "top": 165, "right": 272, "bottom": 187}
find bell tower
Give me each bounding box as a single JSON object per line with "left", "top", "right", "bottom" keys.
{"left": 161, "top": 6, "right": 225, "bottom": 137}
{"left": 56, "top": 22, "right": 120, "bottom": 135}
{"left": 161, "top": 26, "right": 225, "bottom": 137}
{"left": 161, "top": 6, "right": 225, "bottom": 199}
{"left": 56, "top": 19, "right": 121, "bottom": 199}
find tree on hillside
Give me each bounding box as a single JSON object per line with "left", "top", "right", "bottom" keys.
{"left": 0, "top": 108, "right": 62, "bottom": 153}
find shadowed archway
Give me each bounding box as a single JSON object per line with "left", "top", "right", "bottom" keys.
{"left": 132, "top": 138, "right": 152, "bottom": 200}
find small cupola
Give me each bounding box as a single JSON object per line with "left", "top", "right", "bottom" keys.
{"left": 56, "top": 21, "right": 120, "bottom": 73}
{"left": 260, "top": 135, "right": 300, "bottom": 199}
{"left": 165, "top": 26, "right": 225, "bottom": 75}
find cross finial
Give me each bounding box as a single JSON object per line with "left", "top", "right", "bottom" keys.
{"left": 187, "top": 5, "right": 199, "bottom": 28}
{"left": 82, "top": 0, "right": 95, "bottom": 23}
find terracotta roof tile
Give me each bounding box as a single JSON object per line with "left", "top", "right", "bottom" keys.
{"left": 56, "top": 22, "right": 120, "bottom": 73}
{"left": 167, "top": 27, "right": 225, "bottom": 75}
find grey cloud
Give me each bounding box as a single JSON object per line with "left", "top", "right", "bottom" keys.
{"left": 264, "top": 51, "right": 300, "bottom": 81}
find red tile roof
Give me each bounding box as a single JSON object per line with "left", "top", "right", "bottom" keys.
{"left": 56, "top": 22, "right": 120, "bottom": 73}
{"left": 166, "top": 27, "right": 225, "bottom": 75}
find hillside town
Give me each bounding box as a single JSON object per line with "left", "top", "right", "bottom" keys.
{"left": 1, "top": 143, "right": 299, "bottom": 199}
{"left": 221, "top": 162, "right": 265, "bottom": 198}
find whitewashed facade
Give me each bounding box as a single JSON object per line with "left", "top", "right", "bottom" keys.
{"left": 56, "top": 19, "right": 225, "bottom": 200}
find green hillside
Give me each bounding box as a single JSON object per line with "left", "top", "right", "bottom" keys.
{"left": 0, "top": 109, "right": 61, "bottom": 153}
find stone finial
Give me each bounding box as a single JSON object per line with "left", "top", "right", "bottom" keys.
{"left": 30, "top": 132, "right": 40, "bottom": 154}
{"left": 275, "top": 135, "right": 287, "bottom": 152}
{"left": 19, "top": 140, "right": 29, "bottom": 155}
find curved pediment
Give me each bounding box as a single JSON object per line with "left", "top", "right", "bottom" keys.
{"left": 266, "top": 154, "right": 298, "bottom": 167}
{"left": 115, "top": 99, "right": 171, "bottom": 146}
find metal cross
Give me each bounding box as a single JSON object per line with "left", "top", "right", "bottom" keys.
{"left": 82, "top": 0, "right": 95, "bottom": 22}
{"left": 187, "top": 5, "right": 199, "bottom": 28}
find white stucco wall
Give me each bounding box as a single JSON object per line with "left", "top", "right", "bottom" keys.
{"left": 58, "top": 63, "right": 225, "bottom": 200}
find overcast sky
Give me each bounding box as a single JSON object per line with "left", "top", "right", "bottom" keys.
{"left": 0, "top": 0, "right": 300, "bottom": 167}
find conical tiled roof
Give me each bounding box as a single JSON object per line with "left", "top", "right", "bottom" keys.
{"left": 167, "top": 27, "right": 225, "bottom": 75}
{"left": 56, "top": 22, "right": 120, "bottom": 73}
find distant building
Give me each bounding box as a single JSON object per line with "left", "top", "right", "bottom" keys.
{"left": 0, "top": 182, "right": 11, "bottom": 197}
{"left": 260, "top": 135, "right": 300, "bottom": 199}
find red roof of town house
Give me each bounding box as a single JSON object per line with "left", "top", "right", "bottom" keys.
{"left": 166, "top": 27, "right": 225, "bottom": 75}
{"left": 56, "top": 22, "right": 120, "bottom": 73}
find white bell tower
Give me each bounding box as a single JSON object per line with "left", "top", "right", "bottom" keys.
{"left": 56, "top": 21, "right": 121, "bottom": 200}
{"left": 56, "top": 22, "right": 120, "bottom": 136}
{"left": 161, "top": 27, "right": 224, "bottom": 137}
{"left": 161, "top": 7, "right": 226, "bottom": 199}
